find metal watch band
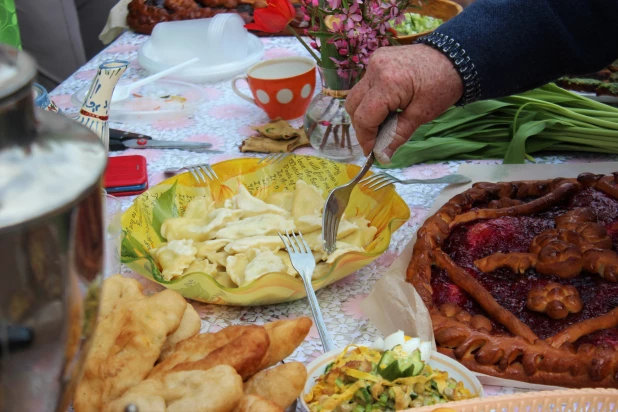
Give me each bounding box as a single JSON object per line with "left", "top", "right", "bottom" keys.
{"left": 414, "top": 32, "right": 482, "bottom": 106}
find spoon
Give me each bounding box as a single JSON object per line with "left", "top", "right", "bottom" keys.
{"left": 111, "top": 57, "right": 199, "bottom": 103}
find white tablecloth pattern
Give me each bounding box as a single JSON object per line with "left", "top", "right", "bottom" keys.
{"left": 51, "top": 31, "right": 618, "bottom": 398}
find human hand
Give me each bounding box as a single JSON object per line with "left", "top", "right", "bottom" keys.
{"left": 346, "top": 44, "right": 464, "bottom": 162}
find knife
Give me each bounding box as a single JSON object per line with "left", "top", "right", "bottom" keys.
{"left": 109, "top": 128, "right": 219, "bottom": 152}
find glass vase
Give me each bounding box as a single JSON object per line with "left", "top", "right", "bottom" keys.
{"left": 304, "top": 66, "right": 363, "bottom": 161}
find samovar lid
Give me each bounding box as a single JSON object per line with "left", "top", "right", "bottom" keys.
{"left": 0, "top": 45, "right": 107, "bottom": 231}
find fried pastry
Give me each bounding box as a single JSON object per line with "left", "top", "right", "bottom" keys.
{"left": 74, "top": 289, "right": 187, "bottom": 411}
{"left": 234, "top": 394, "right": 283, "bottom": 412}
{"left": 149, "top": 325, "right": 269, "bottom": 380}
{"left": 105, "top": 365, "right": 243, "bottom": 412}
{"left": 98, "top": 274, "right": 144, "bottom": 318}
{"left": 244, "top": 362, "right": 307, "bottom": 409}
{"left": 260, "top": 317, "right": 312, "bottom": 369}
{"left": 160, "top": 303, "right": 202, "bottom": 361}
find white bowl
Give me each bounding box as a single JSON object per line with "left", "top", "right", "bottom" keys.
{"left": 300, "top": 347, "right": 484, "bottom": 412}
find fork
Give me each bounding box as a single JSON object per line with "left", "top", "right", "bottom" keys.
{"left": 360, "top": 171, "right": 471, "bottom": 191}
{"left": 278, "top": 230, "right": 335, "bottom": 353}
{"left": 258, "top": 152, "right": 290, "bottom": 165}
{"left": 322, "top": 112, "right": 398, "bottom": 254}
{"left": 163, "top": 163, "right": 218, "bottom": 183}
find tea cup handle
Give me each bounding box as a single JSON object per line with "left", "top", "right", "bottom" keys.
{"left": 231, "top": 75, "right": 255, "bottom": 104}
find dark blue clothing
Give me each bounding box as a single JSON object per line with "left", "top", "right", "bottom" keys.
{"left": 434, "top": 0, "right": 618, "bottom": 100}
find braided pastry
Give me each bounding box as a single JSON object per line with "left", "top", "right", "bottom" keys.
{"left": 408, "top": 172, "right": 618, "bottom": 387}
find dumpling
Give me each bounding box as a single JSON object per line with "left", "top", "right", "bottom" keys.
{"left": 322, "top": 242, "right": 364, "bottom": 265}
{"left": 312, "top": 263, "right": 332, "bottom": 280}
{"left": 182, "top": 258, "right": 218, "bottom": 277}
{"left": 200, "top": 208, "right": 243, "bottom": 237}
{"left": 183, "top": 196, "right": 215, "bottom": 219}
{"left": 200, "top": 250, "right": 229, "bottom": 268}
{"left": 160, "top": 218, "right": 207, "bottom": 242}
{"left": 195, "top": 239, "right": 230, "bottom": 257}
{"left": 341, "top": 225, "right": 378, "bottom": 249}
{"left": 337, "top": 219, "right": 359, "bottom": 239}
{"left": 214, "top": 272, "right": 236, "bottom": 288}
{"left": 224, "top": 236, "right": 285, "bottom": 254}
{"left": 229, "top": 185, "right": 287, "bottom": 217}
{"left": 160, "top": 208, "right": 242, "bottom": 242}
{"left": 265, "top": 191, "right": 294, "bottom": 213}
{"left": 226, "top": 254, "right": 249, "bottom": 287}
{"left": 151, "top": 240, "right": 197, "bottom": 281}
{"left": 347, "top": 215, "right": 371, "bottom": 228}
{"left": 243, "top": 249, "right": 287, "bottom": 286}
{"left": 214, "top": 214, "right": 295, "bottom": 240}
{"left": 292, "top": 181, "right": 324, "bottom": 218}
{"left": 276, "top": 251, "right": 298, "bottom": 276}
{"left": 301, "top": 231, "right": 324, "bottom": 251}
{"left": 294, "top": 215, "right": 322, "bottom": 234}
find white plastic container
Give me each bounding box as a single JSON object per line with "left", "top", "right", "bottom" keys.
{"left": 150, "top": 15, "right": 249, "bottom": 65}
{"left": 139, "top": 14, "right": 262, "bottom": 83}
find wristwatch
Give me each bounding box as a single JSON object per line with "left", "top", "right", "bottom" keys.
{"left": 415, "top": 32, "right": 482, "bottom": 106}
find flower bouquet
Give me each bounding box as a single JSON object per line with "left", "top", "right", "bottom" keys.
{"left": 245, "top": 0, "right": 418, "bottom": 160}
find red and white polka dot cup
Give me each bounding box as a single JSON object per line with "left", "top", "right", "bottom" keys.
{"left": 231, "top": 57, "right": 316, "bottom": 120}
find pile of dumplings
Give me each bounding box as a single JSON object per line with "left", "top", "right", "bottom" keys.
{"left": 150, "top": 180, "right": 377, "bottom": 287}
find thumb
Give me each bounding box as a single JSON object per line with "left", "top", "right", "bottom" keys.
{"left": 380, "top": 114, "right": 421, "bottom": 163}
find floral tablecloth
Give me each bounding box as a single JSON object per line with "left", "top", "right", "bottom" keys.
{"left": 51, "top": 31, "right": 618, "bottom": 399}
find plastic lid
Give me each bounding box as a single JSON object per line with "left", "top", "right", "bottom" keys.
{"left": 206, "top": 14, "right": 249, "bottom": 65}
{"left": 148, "top": 15, "right": 249, "bottom": 66}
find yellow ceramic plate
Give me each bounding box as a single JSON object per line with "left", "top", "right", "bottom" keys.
{"left": 121, "top": 155, "right": 410, "bottom": 306}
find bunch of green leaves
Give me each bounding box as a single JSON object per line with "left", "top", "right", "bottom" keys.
{"left": 384, "top": 83, "right": 618, "bottom": 169}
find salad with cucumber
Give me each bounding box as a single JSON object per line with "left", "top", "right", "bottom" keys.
{"left": 392, "top": 13, "right": 443, "bottom": 36}
{"left": 304, "top": 331, "right": 476, "bottom": 412}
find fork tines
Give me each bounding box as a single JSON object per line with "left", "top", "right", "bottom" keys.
{"left": 258, "top": 152, "right": 290, "bottom": 165}
{"left": 360, "top": 172, "right": 396, "bottom": 191}
{"left": 322, "top": 209, "right": 340, "bottom": 255}
{"left": 187, "top": 164, "right": 218, "bottom": 183}
{"left": 279, "top": 230, "right": 311, "bottom": 254}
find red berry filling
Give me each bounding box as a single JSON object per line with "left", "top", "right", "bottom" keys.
{"left": 431, "top": 188, "right": 618, "bottom": 347}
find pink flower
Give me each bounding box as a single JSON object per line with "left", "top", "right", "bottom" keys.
{"left": 334, "top": 272, "right": 358, "bottom": 286}
{"left": 105, "top": 43, "right": 139, "bottom": 53}
{"left": 408, "top": 206, "right": 430, "bottom": 227}
{"left": 326, "top": 0, "right": 341, "bottom": 8}
{"left": 74, "top": 69, "right": 97, "bottom": 80}
{"left": 153, "top": 117, "right": 195, "bottom": 130}
{"left": 342, "top": 294, "right": 369, "bottom": 319}
{"left": 376, "top": 251, "right": 398, "bottom": 267}
{"left": 202, "top": 87, "right": 223, "bottom": 100}
{"left": 49, "top": 93, "right": 73, "bottom": 110}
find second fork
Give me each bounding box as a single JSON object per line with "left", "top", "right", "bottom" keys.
{"left": 279, "top": 230, "right": 335, "bottom": 353}
{"left": 164, "top": 163, "right": 218, "bottom": 183}
{"left": 360, "top": 171, "right": 471, "bottom": 191}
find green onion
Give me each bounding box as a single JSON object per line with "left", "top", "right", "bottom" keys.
{"left": 384, "top": 83, "right": 618, "bottom": 169}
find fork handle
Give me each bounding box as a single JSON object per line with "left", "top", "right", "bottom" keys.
{"left": 163, "top": 167, "right": 184, "bottom": 174}
{"left": 301, "top": 272, "right": 336, "bottom": 352}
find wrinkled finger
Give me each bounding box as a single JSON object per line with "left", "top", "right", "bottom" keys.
{"left": 352, "top": 87, "right": 391, "bottom": 156}
{"left": 345, "top": 76, "right": 370, "bottom": 121}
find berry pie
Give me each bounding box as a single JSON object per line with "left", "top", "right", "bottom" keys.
{"left": 407, "top": 172, "right": 618, "bottom": 387}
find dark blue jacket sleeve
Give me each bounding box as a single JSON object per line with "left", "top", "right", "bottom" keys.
{"left": 434, "top": 0, "right": 618, "bottom": 100}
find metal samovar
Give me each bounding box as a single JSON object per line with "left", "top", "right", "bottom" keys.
{"left": 0, "top": 45, "right": 108, "bottom": 411}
